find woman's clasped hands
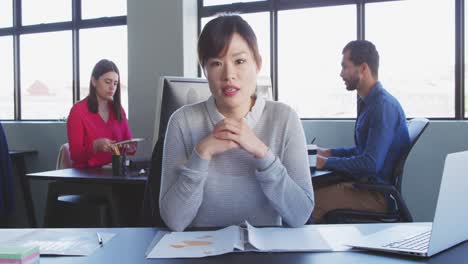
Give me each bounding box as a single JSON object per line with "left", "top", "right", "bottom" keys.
{"left": 196, "top": 118, "right": 268, "bottom": 160}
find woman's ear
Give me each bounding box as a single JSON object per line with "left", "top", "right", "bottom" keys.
{"left": 256, "top": 55, "right": 263, "bottom": 73}
{"left": 91, "top": 77, "right": 97, "bottom": 88}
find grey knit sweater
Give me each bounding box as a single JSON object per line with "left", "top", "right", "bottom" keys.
{"left": 160, "top": 96, "right": 314, "bottom": 231}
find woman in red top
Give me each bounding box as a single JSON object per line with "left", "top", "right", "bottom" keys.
{"left": 67, "top": 59, "right": 136, "bottom": 168}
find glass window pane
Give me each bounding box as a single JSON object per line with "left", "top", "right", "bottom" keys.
{"left": 0, "top": 36, "right": 14, "bottom": 119}
{"left": 0, "top": 0, "right": 13, "bottom": 27}
{"left": 203, "top": 0, "right": 264, "bottom": 6}
{"left": 81, "top": 0, "right": 127, "bottom": 19}
{"left": 21, "top": 32, "right": 72, "bottom": 119}
{"left": 79, "top": 26, "right": 128, "bottom": 113}
{"left": 366, "top": 0, "right": 454, "bottom": 118}
{"left": 201, "top": 12, "right": 271, "bottom": 83}
{"left": 278, "top": 5, "right": 356, "bottom": 118}
{"left": 22, "top": 0, "right": 71, "bottom": 25}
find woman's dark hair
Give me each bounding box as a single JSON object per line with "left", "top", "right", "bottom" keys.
{"left": 342, "top": 40, "right": 379, "bottom": 79}
{"left": 87, "top": 59, "right": 122, "bottom": 120}
{"left": 197, "top": 14, "right": 261, "bottom": 69}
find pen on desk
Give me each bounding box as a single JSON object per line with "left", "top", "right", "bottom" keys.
{"left": 97, "top": 232, "right": 103, "bottom": 247}
{"left": 310, "top": 137, "right": 316, "bottom": 144}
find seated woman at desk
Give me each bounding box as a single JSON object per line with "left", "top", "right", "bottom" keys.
{"left": 160, "top": 14, "right": 314, "bottom": 231}
{"left": 67, "top": 59, "right": 136, "bottom": 168}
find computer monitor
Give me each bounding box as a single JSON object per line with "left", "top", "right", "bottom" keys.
{"left": 153, "top": 76, "right": 211, "bottom": 146}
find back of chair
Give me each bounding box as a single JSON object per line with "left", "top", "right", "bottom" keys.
{"left": 56, "top": 143, "right": 73, "bottom": 169}
{"left": 0, "top": 123, "right": 14, "bottom": 220}
{"left": 141, "top": 136, "right": 166, "bottom": 227}
{"left": 392, "top": 118, "right": 430, "bottom": 192}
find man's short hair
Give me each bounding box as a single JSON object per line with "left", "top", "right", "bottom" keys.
{"left": 343, "top": 40, "right": 379, "bottom": 78}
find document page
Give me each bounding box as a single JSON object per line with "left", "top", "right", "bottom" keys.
{"left": 246, "top": 222, "right": 332, "bottom": 252}
{"left": 316, "top": 225, "right": 364, "bottom": 251}
{"left": 147, "top": 225, "right": 241, "bottom": 258}
{"left": 0, "top": 230, "right": 115, "bottom": 255}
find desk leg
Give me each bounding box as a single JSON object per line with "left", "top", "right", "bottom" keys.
{"left": 11, "top": 156, "right": 37, "bottom": 227}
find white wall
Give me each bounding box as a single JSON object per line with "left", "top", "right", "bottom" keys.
{"left": 127, "top": 0, "right": 198, "bottom": 158}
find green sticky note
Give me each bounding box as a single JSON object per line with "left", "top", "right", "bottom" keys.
{"left": 0, "top": 245, "right": 40, "bottom": 260}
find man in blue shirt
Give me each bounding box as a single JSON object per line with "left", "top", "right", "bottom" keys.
{"left": 312, "top": 40, "right": 410, "bottom": 223}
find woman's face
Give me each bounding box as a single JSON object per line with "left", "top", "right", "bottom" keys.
{"left": 205, "top": 33, "right": 261, "bottom": 115}
{"left": 92, "top": 71, "right": 119, "bottom": 102}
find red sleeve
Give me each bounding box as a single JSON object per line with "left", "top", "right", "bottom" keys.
{"left": 67, "top": 105, "right": 94, "bottom": 166}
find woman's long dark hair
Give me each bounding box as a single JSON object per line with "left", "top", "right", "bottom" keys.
{"left": 87, "top": 59, "right": 123, "bottom": 120}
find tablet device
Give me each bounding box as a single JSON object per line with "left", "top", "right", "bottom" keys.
{"left": 112, "top": 138, "right": 144, "bottom": 145}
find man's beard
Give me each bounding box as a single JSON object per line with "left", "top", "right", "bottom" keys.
{"left": 345, "top": 76, "right": 359, "bottom": 91}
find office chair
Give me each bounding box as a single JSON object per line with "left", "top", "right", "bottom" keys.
{"left": 44, "top": 143, "right": 119, "bottom": 227}
{"left": 56, "top": 143, "right": 73, "bottom": 169}
{"left": 141, "top": 135, "right": 167, "bottom": 227}
{"left": 0, "top": 123, "right": 13, "bottom": 227}
{"left": 141, "top": 76, "right": 211, "bottom": 227}
{"left": 323, "top": 118, "right": 430, "bottom": 224}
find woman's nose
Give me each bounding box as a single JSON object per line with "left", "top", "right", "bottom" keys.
{"left": 222, "top": 63, "right": 236, "bottom": 81}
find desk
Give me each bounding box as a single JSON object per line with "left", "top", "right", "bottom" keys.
{"left": 311, "top": 169, "right": 344, "bottom": 186}
{"left": 1, "top": 223, "right": 466, "bottom": 263}
{"left": 27, "top": 168, "right": 147, "bottom": 227}
{"left": 27, "top": 167, "right": 147, "bottom": 184}
{"left": 9, "top": 150, "right": 38, "bottom": 227}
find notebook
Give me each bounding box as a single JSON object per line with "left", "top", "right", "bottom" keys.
{"left": 347, "top": 150, "right": 468, "bottom": 257}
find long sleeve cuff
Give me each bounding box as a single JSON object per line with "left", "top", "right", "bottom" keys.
{"left": 324, "top": 156, "right": 339, "bottom": 170}
{"left": 186, "top": 149, "right": 210, "bottom": 173}
{"left": 255, "top": 149, "right": 276, "bottom": 171}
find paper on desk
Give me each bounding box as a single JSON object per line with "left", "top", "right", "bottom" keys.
{"left": 316, "top": 225, "right": 363, "bottom": 251}
{"left": 0, "top": 230, "right": 115, "bottom": 256}
{"left": 147, "top": 225, "right": 241, "bottom": 258}
{"left": 246, "top": 222, "right": 332, "bottom": 252}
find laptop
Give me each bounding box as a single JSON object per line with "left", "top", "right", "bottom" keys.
{"left": 347, "top": 150, "right": 468, "bottom": 257}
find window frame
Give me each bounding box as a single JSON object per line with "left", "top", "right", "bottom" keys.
{"left": 198, "top": 0, "right": 466, "bottom": 120}
{"left": 0, "top": 0, "right": 126, "bottom": 121}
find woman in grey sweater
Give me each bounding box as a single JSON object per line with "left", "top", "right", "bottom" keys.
{"left": 160, "top": 14, "right": 314, "bottom": 231}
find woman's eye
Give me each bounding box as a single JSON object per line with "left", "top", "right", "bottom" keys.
{"left": 236, "top": 59, "right": 246, "bottom": 64}
{"left": 211, "top": 61, "right": 222, "bottom": 67}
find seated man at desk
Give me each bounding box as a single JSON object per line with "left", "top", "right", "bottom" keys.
{"left": 313, "top": 40, "right": 410, "bottom": 223}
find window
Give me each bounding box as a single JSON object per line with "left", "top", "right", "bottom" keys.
{"left": 199, "top": 0, "right": 466, "bottom": 120}
{"left": 81, "top": 0, "right": 127, "bottom": 19}
{"left": 0, "top": 0, "right": 12, "bottom": 27}
{"left": 203, "top": 0, "right": 264, "bottom": 7}
{"left": 22, "top": 0, "right": 71, "bottom": 25}
{"left": 21, "top": 32, "right": 72, "bottom": 120}
{"left": 201, "top": 12, "right": 271, "bottom": 79}
{"left": 366, "top": 0, "right": 455, "bottom": 118}
{"left": 0, "top": 37, "right": 14, "bottom": 119}
{"left": 0, "top": 0, "right": 127, "bottom": 120}
{"left": 278, "top": 5, "right": 356, "bottom": 118}
{"left": 80, "top": 26, "right": 128, "bottom": 112}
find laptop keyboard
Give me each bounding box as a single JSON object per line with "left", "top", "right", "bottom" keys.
{"left": 383, "top": 230, "right": 431, "bottom": 251}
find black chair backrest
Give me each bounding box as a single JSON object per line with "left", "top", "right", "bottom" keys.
{"left": 141, "top": 136, "right": 166, "bottom": 227}
{"left": 144, "top": 76, "right": 212, "bottom": 227}
{"left": 0, "top": 123, "right": 13, "bottom": 222}
{"left": 391, "top": 118, "right": 430, "bottom": 192}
